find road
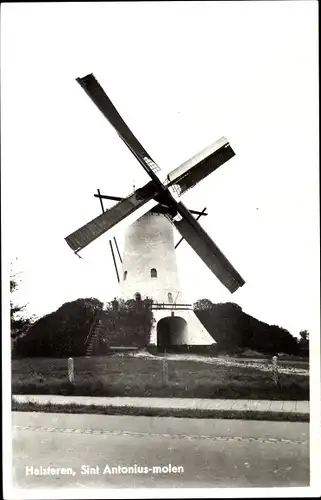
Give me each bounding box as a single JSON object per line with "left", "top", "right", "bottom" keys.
{"left": 12, "top": 412, "right": 309, "bottom": 489}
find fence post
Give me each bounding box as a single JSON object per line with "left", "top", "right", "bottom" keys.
{"left": 68, "top": 357, "right": 74, "bottom": 384}
{"left": 162, "top": 358, "right": 168, "bottom": 384}
{"left": 272, "top": 355, "right": 279, "bottom": 386}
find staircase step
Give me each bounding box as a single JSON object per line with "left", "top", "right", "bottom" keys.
{"left": 84, "top": 314, "right": 111, "bottom": 357}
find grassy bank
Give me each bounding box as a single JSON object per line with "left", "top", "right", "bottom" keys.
{"left": 11, "top": 400, "right": 309, "bottom": 422}
{"left": 12, "top": 355, "right": 309, "bottom": 400}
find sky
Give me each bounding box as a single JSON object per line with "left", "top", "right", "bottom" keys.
{"left": 2, "top": 1, "right": 319, "bottom": 338}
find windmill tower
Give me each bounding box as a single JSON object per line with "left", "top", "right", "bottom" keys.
{"left": 119, "top": 211, "right": 182, "bottom": 304}
{"left": 65, "top": 73, "right": 246, "bottom": 349}
{"left": 119, "top": 209, "right": 215, "bottom": 346}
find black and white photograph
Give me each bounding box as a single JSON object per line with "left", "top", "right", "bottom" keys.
{"left": 2, "top": 1, "right": 320, "bottom": 498}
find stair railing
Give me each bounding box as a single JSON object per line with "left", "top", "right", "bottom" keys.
{"left": 85, "top": 311, "right": 102, "bottom": 350}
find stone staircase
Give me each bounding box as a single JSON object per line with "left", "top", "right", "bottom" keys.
{"left": 85, "top": 313, "right": 107, "bottom": 357}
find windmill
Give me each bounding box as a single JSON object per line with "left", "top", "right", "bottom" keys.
{"left": 65, "top": 73, "right": 245, "bottom": 348}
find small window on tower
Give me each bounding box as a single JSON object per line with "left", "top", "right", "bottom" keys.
{"left": 123, "top": 271, "right": 128, "bottom": 281}
{"left": 168, "top": 293, "right": 173, "bottom": 303}
{"left": 151, "top": 268, "right": 157, "bottom": 278}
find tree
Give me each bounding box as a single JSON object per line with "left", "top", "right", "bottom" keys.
{"left": 298, "top": 330, "right": 309, "bottom": 356}
{"left": 95, "top": 296, "right": 154, "bottom": 350}
{"left": 193, "top": 298, "right": 213, "bottom": 311}
{"left": 10, "top": 264, "right": 35, "bottom": 341}
{"left": 299, "top": 330, "right": 309, "bottom": 343}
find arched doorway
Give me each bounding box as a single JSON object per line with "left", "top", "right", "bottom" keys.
{"left": 157, "top": 316, "right": 187, "bottom": 350}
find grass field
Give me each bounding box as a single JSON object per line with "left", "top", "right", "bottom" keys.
{"left": 11, "top": 354, "right": 309, "bottom": 400}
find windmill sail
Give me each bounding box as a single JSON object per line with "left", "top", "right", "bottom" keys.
{"left": 172, "top": 202, "right": 245, "bottom": 293}
{"left": 76, "top": 74, "right": 163, "bottom": 182}
{"left": 167, "top": 137, "right": 235, "bottom": 196}
{"left": 65, "top": 181, "right": 159, "bottom": 253}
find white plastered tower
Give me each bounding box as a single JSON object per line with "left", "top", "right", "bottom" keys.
{"left": 119, "top": 211, "right": 215, "bottom": 346}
